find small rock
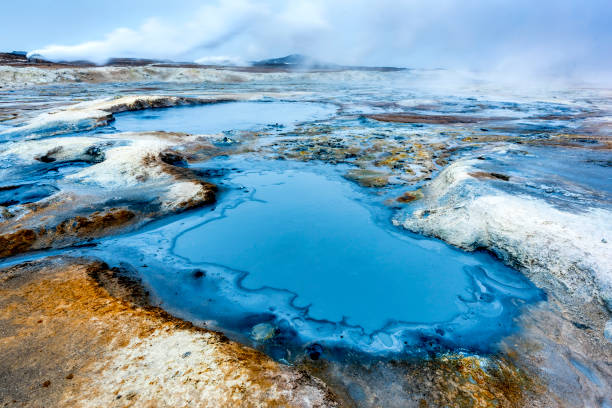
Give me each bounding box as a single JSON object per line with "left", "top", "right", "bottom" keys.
{"left": 345, "top": 169, "right": 390, "bottom": 188}
{"left": 159, "top": 151, "right": 186, "bottom": 166}
{"left": 604, "top": 320, "right": 612, "bottom": 343}
{"left": 396, "top": 189, "right": 423, "bottom": 203}
{"left": 42, "top": 380, "right": 51, "bottom": 387}
{"left": 84, "top": 145, "right": 106, "bottom": 163}
{"left": 306, "top": 343, "right": 323, "bottom": 360}
{"left": 251, "top": 323, "right": 276, "bottom": 342}
{"left": 469, "top": 171, "right": 510, "bottom": 181}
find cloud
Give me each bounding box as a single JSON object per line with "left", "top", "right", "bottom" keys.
{"left": 29, "top": 0, "right": 612, "bottom": 80}
{"left": 29, "top": 0, "right": 262, "bottom": 64}
{"left": 194, "top": 55, "right": 246, "bottom": 66}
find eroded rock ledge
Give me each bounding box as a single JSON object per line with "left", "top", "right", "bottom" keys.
{"left": 395, "top": 156, "right": 612, "bottom": 307}
{"left": 0, "top": 94, "right": 248, "bottom": 140}
{"left": 0, "top": 131, "right": 220, "bottom": 258}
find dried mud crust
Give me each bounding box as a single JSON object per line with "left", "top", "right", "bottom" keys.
{"left": 0, "top": 257, "right": 339, "bottom": 407}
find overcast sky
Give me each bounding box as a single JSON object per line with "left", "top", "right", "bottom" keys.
{"left": 2, "top": 0, "right": 611, "bottom": 80}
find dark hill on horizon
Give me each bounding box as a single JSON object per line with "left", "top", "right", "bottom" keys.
{"left": 0, "top": 51, "right": 405, "bottom": 72}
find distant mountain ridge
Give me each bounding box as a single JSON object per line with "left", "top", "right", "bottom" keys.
{"left": 0, "top": 51, "right": 405, "bottom": 72}
{"left": 251, "top": 54, "right": 339, "bottom": 69}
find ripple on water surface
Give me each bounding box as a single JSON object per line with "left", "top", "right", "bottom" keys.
{"left": 110, "top": 159, "right": 543, "bottom": 357}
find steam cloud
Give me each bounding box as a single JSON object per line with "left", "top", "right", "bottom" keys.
{"left": 28, "top": 0, "right": 612, "bottom": 81}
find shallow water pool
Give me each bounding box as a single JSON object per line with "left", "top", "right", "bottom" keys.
{"left": 96, "top": 158, "right": 543, "bottom": 356}
{"left": 111, "top": 100, "right": 336, "bottom": 134}
{"left": 175, "top": 170, "right": 476, "bottom": 328}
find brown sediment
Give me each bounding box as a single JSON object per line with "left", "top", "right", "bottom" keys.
{"left": 500, "top": 299, "right": 612, "bottom": 407}
{"left": 469, "top": 171, "right": 511, "bottom": 181}
{"left": 0, "top": 208, "right": 138, "bottom": 258}
{"left": 458, "top": 129, "right": 612, "bottom": 151}
{"left": 366, "top": 113, "right": 493, "bottom": 125}
{"left": 530, "top": 111, "right": 606, "bottom": 121}
{"left": 265, "top": 129, "right": 457, "bottom": 185}
{"left": 0, "top": 112, "right": 18, "bottom": 122}
{"left": 54, "top": 209, "right": 136, "bottom": 235}
{"left": 0, "top": 228, "right": 37, "bottom": 257}
{"left": 0, "top": 257, "right": 338, "bottom": 407}
{"left": 301, "top": 353, "right": 541, "bottom": 408}
{"left": 174, "top": 181, "right": 218, "bottom": 211}
{"left": 142, "top": 150, "right": 219, "bottom": 209}
{"left": 373, "top": 147, "right": 408, "bottom": 169}
{"left": 396, "top": 189, "right": 424, "bottom": 203}
{"left": 460, "top": 133, "right": 517, "bottom": 143}
{"left": 527, "top": 133, "right": 612, "bottom": 150}
{"left": 397, "top": 355, "right": 537, "bottom": 407}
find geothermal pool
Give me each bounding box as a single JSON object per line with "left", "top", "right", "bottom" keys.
{"left": 1, "top": 70, "right": 611, "bottom": 406}
{"left": 95, "top": 156, "right": 543, "bottom": 356}
{"left": 173, "top": 168, "right": 529, "bottom": 328}
{"left": 64, "top": 99, "right": 547, "bottom": 356}
{"left": 111, "top": 100, "right": 336, "bottom": 134}
{"left": 0, "top": 95, "right": 551, "bottom": 357}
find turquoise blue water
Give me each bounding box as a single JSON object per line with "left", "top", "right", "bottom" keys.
{"left": 95, "top": 157, "right": 542, "bottom": 356}
{"left": 174, "top": 169, "right": 475, "bottom": 329}
{"left": 0, "top": 88, "right": 555, "bottom": 358}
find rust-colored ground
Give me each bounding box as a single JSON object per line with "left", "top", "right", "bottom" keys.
{"left": 0, "top": 257, "right": 338, "bottom": 407}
